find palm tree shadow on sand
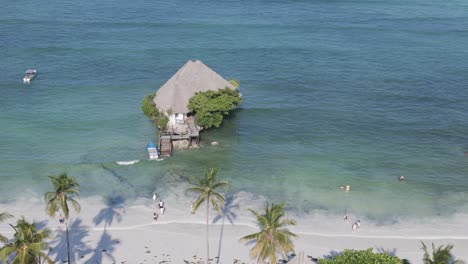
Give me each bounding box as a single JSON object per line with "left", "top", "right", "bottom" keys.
{"left": 84, "top": 229, "right": 119, "bottom": 264}
{"left": 212, "top": 195, "right": 239, "bottom": 264}
{"left": 93, "top": 195, "right": 126, "bottom": 228}
{"left": 49, "top": 218, "right": 93, "bottom": 263}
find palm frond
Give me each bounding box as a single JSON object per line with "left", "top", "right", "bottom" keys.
{"left": 187, "top": 187, "right": 206, "bottom": 194}
{"left": 0, "top": 212, "right": 13, "bottom": 222}
{"left": 68, "top": 196, "right": 81, "bottom": 214}
{"left": 1, "top": 218, "right": 51, "bottom": 264}
{"left": 240, "top": 231, "right": 263, "bottom": 241}
{"left": 191, "top": 193, "right": 207, "bottom": 214}
{"left": 0, "top": 234, "right": 8, "bottom": 244}
{"left": 211, "top": 181, "right": 228, "bottom": 190}
{"left": 0, "top": 244, "right": 15, "bottom": 262}
{"left": 242, "top": 202, "right": 297, "bottom": 264}
{"left": 421, "top": 241, "right": 464, "bottom": 264}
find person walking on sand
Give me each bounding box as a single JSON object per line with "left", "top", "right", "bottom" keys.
{"left": 159, "top": 200, "right": 165, "bottom": 214}
{"left": 352, "top": 220, "right": 361, "bottom": 231}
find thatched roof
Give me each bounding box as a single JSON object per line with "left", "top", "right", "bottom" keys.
{"left": 153, "top": 60, "right": 235, "bottom": 114}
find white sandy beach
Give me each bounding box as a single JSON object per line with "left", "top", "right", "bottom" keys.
{"left": 1, "top": 191, "right": 468, "bottom": 264}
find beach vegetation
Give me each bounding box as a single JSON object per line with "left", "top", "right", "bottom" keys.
{"left": 0, "top": 217, "right": 54, "bottom": 264}
{"left": 240, "top": 202, "right": 297, "bottom": 264}
{"left": 0, "top": 212, "right": 13, "bottom": 244}
{"left": 421, "top": 242, "right": 465, "bottom": 264}
{"left": 318, "top": 248, "right": 405, "bottom": 264}
{"left": 187, "top": 168, "right": 228, "bottom": 264}
{"left": 45, "top": 173, "right": 81, "bottom": 264}
{"left": 141, "top": 94, "right": 169, "bottom": 131}
{"left": 188, "top": 87, "right": 242, "bottom": 129}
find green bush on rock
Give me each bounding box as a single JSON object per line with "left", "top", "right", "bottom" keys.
{"left": 141, "top": 94, "right": 169, "bottom": 131}
{"left": 188, "top": 87, "right": 242, "bottom": 129}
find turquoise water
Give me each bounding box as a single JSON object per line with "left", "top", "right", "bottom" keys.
{"left": 1, "top": 0, "right": 468, "bottom": 223}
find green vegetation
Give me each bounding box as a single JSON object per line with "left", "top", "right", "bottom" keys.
{"left": 187, "top": 168, "right": 228, "bottom": 264}
{"left": 0, "top": 212, "right": 13, "bottom": 244}
{"left": 188, "top": 87, "right": 242, "bottom": 129}
{"left": 0, "top": 218, "right": 53, "bottom": 264}
{"left": 228, "top": 79, "right": 240, "bottom": 89}
{"left": 241, "top": 202, "right": 297, "bottom": 264}
{"left": 422, "top": 242, "right": 465, "bottom": 264}
{"left": 45, "top": 173, "right": 81, "bottom": 264}
{"left": 318, "top": 248, "right": 405, "bottom": 264}
{"left": 141, "top": 94, "right": 169, "bottom": 131}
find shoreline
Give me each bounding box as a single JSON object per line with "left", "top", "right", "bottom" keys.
{"left": 1, "top": 194, "right": 468, "bottom": 263}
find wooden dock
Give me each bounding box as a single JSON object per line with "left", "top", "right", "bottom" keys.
{"left": 159, "top": 132, "right": 173, "bottom": 157}
{"left": 158, "top": 117, "right": 200, "bottom": 156}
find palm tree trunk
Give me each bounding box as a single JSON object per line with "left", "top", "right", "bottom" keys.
{"left": 206, "top": 194, "right": 210, "bottom": 264}
{"left": 216, "top": 215, "right": 225, "bottom": 264}
{"left": 66, "top": 219, "right": 71, "bottom": 264}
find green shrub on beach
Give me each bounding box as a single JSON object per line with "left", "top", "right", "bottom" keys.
{"left": 188, "top": 87, "right": 242, "bottom": 129}
{"left": 141, "top": 94, "right": 169, "bottom": 131}
{"left": 318, "top": 248, "right": 405, "bottom": 264}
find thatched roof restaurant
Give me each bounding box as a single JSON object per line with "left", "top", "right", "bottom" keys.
{"left": 153, "top": 59, "right": 235, "bottom": 114}
{"left": 153, "top": 60, "right": 235, "bottom": 155}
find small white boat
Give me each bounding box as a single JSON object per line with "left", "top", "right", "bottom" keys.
{"left": 147, "top": 142, "right": 159, "bottom": 160}
{"left": 23, "top": 69, "right": 37, "bottom": 83}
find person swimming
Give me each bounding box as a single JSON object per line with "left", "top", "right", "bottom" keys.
{"left": 399, "top": 175, "right": 405, "bottom": 182}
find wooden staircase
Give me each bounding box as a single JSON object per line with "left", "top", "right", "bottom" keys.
{"left": 159, "top": 132, "right": 172, "bottom": 157}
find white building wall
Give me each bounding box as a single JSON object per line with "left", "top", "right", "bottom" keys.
{"left": 168, "top": 114, "right": 177, "bottom": 127}
{"left": 168, "top": 113, "right": 186, "bottom": 127}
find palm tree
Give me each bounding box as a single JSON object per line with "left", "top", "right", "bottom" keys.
{"left": 240, "top": 202, "right": 297, "bottom": 264}
{"left": 0, "top": 218, "right": 53, "bottom": 264}
{"left": 187, "top": 168, "right": 228, "bottom": 264}
{"left": 45, "top": 173, "right": 81, "bottom": 264}
{"left": 0, "top": 212, "right": 13, "bottom": 244}
{"left": 421, "top": 242, "right": 465, "bottom": 264}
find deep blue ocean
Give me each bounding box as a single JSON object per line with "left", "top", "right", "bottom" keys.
{"left": 1, "top": 0, "right": 468, "bottom": 223}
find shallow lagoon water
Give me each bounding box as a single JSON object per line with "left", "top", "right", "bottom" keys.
{"left": 1, "top": 0, "right": 468, "bottom": 226}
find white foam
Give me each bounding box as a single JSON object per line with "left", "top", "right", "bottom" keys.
{"left": 116, "top": 160, "right": 140, "bottom": 165}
